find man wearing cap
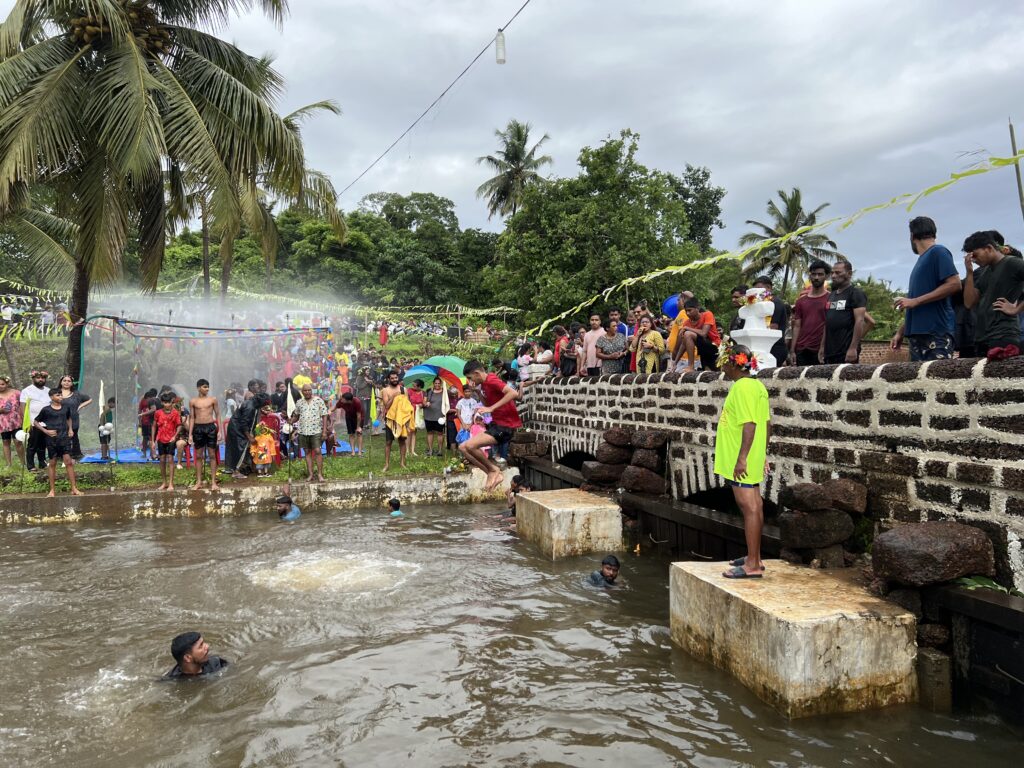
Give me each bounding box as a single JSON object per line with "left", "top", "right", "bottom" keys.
{"left": 164, "top": 632, "right": 230, "bottom": 679}
{"left": 20, "top": 370, "right": 51, "bottom": 471}
{"left": 275, "top": 493, "right": 301, "bottom": 521}
{"left": 588, "top": 555, "right": 621, "bottom": 587}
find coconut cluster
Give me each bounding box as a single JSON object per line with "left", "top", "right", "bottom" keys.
{"left": 68, "top": 1, "right": 172, "bottom": 55}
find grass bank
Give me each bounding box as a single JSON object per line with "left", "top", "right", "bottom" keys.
{"left": 0, "top": 434, "right": 467, "bottom": 496}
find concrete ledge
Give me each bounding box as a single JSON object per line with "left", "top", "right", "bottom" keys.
{"left": 516, "top": 488, "right": 622, "bottom": 559}
{"left": 0, "top": 468, "right": 512, "bottom": 525}
{"left": 670, "top": 560, "right": 917, "bottom": 718}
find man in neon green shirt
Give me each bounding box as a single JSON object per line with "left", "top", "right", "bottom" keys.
{"left": 714, "top": 342, "right": 771, "bottom": 578}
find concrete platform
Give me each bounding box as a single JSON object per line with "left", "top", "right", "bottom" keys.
{"left": 670, "top": 560, "right": 917, "bottom": 718}
{"left": 516, "top": 489, "right": 622, "bottom": 559}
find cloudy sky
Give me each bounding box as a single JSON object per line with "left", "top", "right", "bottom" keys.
{"left": 32, "top": 0, "right": 1024, "bottom": 291}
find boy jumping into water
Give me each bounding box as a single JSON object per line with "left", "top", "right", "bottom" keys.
{"left": 460, "top": 359, "right": 521, "bottom": 492}
{"left": 152, "top": 392, "right": 181, "bottom": 491}
{"left": 188, "top": 379, "right": 220, "bottom": 491}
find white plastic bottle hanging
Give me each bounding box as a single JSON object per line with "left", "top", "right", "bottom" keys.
{"left": 495, "top": 29, "right": 506, "bottom": 64}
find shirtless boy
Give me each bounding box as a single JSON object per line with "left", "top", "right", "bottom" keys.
{"left": 188, "top": 378, "right": 221, "bottom": 490}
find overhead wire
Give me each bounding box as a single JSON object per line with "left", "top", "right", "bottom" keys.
{"left": 338, "top": 0, "right": 534, "bottom": 199}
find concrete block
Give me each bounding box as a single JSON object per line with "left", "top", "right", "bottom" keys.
{"left": 516, "top": 489, "right": 623, "bottom": 559}
{"left": 916, "top": 647, "right": 952, "bottom": 713}
{"left": 670, "top": 560, "right": 917, "bottom": 718}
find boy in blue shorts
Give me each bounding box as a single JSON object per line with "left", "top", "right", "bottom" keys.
{"left": 714, "top": 342, "right": 770, "bottom": 579}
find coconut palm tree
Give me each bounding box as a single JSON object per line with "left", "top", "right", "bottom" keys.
{"left": 739, "top": 188, "right": 842, "bottom": 298}
{"left": 476, "top": 119, "right": 552, "bottom": 219}
{"left": 0, "top": 0, "right": 340, "bottom": 373}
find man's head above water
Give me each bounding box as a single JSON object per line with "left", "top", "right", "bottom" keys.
{"left": 600, "top": 555, "right": 620, "bottom": 583}
{"left": 171, "top": 631, "right": 209, "bottom": 670}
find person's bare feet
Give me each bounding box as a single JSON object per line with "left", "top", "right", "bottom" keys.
{"left": 71, "top": 489, "right": 83, "bottom": 496}
{"left": 382, "top": 464, "right": 389, "bottom": 473}
{"left": 158, "top": 483, "right": 167, "bottom": 491}
{"left": 485, "top": 470, "right": 504, "bottom": 491}
{"left": 191, "top": 483, "right": 203, "bottom": 491}
{"left": 167, "top": 484, "right": 175, "bottom": 491}
{"left": 305, "top": 475, "right": 314, "bottom": 482}
{"left": 316, "top": 475, "right": 325, "bottom": 483}
{"left": 46, "top": 491, "right": 55, "bottom": 498}
{"left": 400, "top": 462, "right": 407, "bottom": 469}
{"left": 210, "top": 483, "right": 220, "bottom": 491}
{"left": 231, "top": 472, "right": 246, "bottom": 480}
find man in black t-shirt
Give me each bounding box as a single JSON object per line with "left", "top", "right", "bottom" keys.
{"left": 33, "top": 388, "right": 82, "bottom": 498}
{"left": 164, "top": 631, "right": 230, "bottom": 679}
{"left": 821, "top": 260, "right": 868, "bottom": 364}
{"left": 962, "top": 230, "right": 1024, "bottom": 356}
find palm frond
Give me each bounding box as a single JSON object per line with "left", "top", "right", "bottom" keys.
{"left": 72, "top": 151, "right": 129, "bottom": 286}
{"left": 284, "top": 99, "right": 341, "bottom": 129}
{"left": 4, "top": 206, "right": 77, "bottom": 286}
{"left": 151, "top": 56, "right": 240, "bottom": 225}
{"left": 153, "top": 1, "right": 288, "bottom": 31}
{"left": 87, "top": 35, "right": 166, "bottom": 180}
{"left": 0, "top": 43, "right": 88, "bottom": 209}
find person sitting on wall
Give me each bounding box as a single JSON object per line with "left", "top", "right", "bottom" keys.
{"left": 588, "top": 555, "right": 621, "bottom": 587}
{"left": 164, "top": 632, "right": 230, "bottom": 679}
{"left": 715, "top": 341, "right": 770, "bottom": 579}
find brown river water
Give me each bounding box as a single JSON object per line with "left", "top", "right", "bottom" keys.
{"left": 0, "top": 503, "right": 1017, "bottom": 767}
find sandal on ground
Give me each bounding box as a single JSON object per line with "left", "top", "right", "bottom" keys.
{"left": 729, "top": 558, "right": 766, "bottom": 570}
{"left": 723, "top": 565, "right": 763, "bottom": 579}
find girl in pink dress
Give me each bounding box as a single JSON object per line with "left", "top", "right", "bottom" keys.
{"left": 0, "top": 375, "right": 22, "bottom": 466}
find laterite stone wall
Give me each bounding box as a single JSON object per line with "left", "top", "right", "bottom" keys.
{"left": 523, "top": 357, "right": 1024, "bottom": 589}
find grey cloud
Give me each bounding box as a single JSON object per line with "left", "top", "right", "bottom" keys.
{"left": 220, "top": 0, "right": 1024, "bottom": 290}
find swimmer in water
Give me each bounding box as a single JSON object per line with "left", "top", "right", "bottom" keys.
{"left": 276, "top": 494, "right": 301, "bottom": 521}
{"left": 164, "top": 631, "right": 230, "bottom": 678}
{"left": 504, "top": 474, "right": 533, "bottom": 519}
{"left": 588, "top": 555, "right": 620, "bottom": 587}
{"left": 387, "top": 497, "right": 403, "bottom": 518}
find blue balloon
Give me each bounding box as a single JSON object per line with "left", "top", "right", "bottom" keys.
{"left": 662, "top": 294, "right": 681, "bottom": 319}
{"left": 373, "top": 419, "right": 381, "bottom": 428}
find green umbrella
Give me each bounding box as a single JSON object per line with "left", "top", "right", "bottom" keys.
{"left": 421, "top": 355, "right": 469, "bottom": 381}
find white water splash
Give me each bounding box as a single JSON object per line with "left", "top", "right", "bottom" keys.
{"left": 247, "top": 551, "right": 420, "bottom": 594}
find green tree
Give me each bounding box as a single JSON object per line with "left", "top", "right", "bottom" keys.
{"left": 0, "top": 0, "right": 333, "bottom": 373}
{"left": 488, "top": 130, "right": 697, "bottom": 326}
{"left": 855, "top": 275, "right": 904, "bottom": 341}
{"left": 739, "top": 188, "right": 841, "bottom": 298}
{"left": 668, "top": 164, "right": 726, "bottom": 254}
{"left": 476, "top": 119, "right": 552, "bottom": 219}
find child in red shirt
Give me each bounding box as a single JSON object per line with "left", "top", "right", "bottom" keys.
{"left": 458, "top": 359, "right": 522, "bottom": 492}
{"left": 152, "top": 392, "right": 182, "bottom": 491}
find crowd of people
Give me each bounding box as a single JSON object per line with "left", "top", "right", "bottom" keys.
{"left": 509, "top": 217, "right": 1022, "bottom": 381}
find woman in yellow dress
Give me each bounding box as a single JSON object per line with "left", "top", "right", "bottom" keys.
{"left": 630, "top": 315, "right": 665, "bottom": 375}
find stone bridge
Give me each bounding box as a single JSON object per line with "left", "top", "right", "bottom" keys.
{"left": 522, "top": 357, "right": 1024, "bottom": 589}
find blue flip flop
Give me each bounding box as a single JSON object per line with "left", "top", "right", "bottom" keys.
{"left": 729, "top": 558, "right": 766, "bottom": 570}
{"left": 723, "top": 565, "right": 763, "bottom": 579}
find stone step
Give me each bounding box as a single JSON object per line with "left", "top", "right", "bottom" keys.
{"left": 670, "top": 560, "right": 917, "bottom": 718}
{"left": 516, "top": 489, "right": 623, "bottom": 559}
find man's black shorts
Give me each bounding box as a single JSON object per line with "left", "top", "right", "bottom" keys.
{"left": 45, "top": 436, "right": 70, "bottom": 460}
{"left": 484, "top": 423, "right": 515, "bottom": 446}
{"left": 385, "top": 426, "right": 406, "bottom": 444}
{"left": 158, "top": 440, "right": 176, "bottom": 457}
{"left": 345, "top": 413, "right": 359, "bottom": 436}
{"left": 425, "top": 419, "right": 445, "bottom": 434}
{"left": 192, "top": 422, "right": 218, "bottom": 449}
{"left": 1, "top": 429, "right": 14, "bottom": 441}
